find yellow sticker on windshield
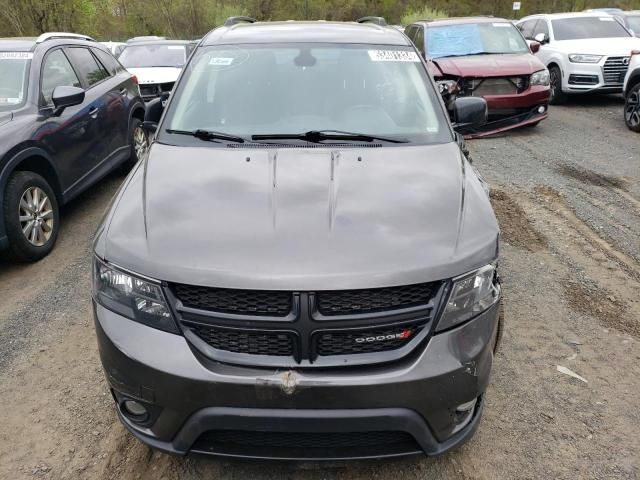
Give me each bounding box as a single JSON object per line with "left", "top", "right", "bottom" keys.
{"left": 367, "top": 50, "right": 420, "bottom": 62}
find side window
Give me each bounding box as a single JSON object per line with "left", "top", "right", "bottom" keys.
{"left": 518, "top": 19, "right": 537, "bottom": 39}
{"left": 414, "top": 26, "right": 425, "bottom": 56}
{"left": 65, "top": 47, "right": 109, "bottom": 87}
{"left": 93, "top": 48, "right": 122, "bottom": 76}
{"left": 533, "top": 19, "right": 550, "bottom": 39}
{"left": 40, "top": 49, "right": 81, "bottom": 105}
{"left": 404, "top": 25, "right": 417, "bottom": 42}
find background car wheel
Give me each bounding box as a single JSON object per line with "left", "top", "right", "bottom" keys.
{"left": 122, "top": 118, "right": 148, "bottom": 171}
{"left": 2, "top": 171, "right": 59, "bottom": 262}
{"left": 624, "top": 83, "right": 640, "bottom": 132}
{"left": 549, "top": 66, "right": 567, "bottom": 105}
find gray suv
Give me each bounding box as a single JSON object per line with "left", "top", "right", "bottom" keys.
{"left": 92, "top": 16, "right": 503, "bottom": 460}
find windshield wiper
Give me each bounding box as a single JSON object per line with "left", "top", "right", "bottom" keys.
{"left": 252, "top": 130, "right": 408, "bottom": 144}
{"left": 166, "top": 129, "right": 246, "bottom": 143}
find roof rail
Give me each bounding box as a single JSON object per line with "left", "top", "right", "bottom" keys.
{"left": 224, "top": 16, "right": 257, "bottom": 27}
{"left": 35, "top": 32, "right": 95, "bottom": 43}
{"left": 356, "top": 16, "right": 387, "bottom": 26}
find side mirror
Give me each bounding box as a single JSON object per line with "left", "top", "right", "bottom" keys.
{"left": 143, "top": 96, "right": 165, "bottom": 132}
{"left": 534, "top": 33, "right": 549, "bottom": 44}
{"left": 452, "top": 97, "right": 487, "bottom": 131}
{"left": 52, "top": 86, "right": 85, "bottom": 115}
{"left": 529, "top": 41, "right": 541, "bottom": 54}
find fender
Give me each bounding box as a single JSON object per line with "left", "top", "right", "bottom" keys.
{"left": 625, "top": 69, "right": 640, "bottom": 95}
{"left": 0, "top": 147, "right": 61, "bottom": 250}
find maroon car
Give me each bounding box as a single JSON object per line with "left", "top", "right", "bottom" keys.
{"left": 405, "top": 17, "right": 550, "bottom": 137}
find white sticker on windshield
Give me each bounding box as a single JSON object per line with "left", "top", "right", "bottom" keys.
{"left": 167, "top": 46, "right": 185, "bottom": 49}
{"left": 0, "top": 52, "right": 33, "bottom": 59}
{"left": 0, "top": 98, "right": 22, "bottom": 104}
{"left": 599, "top": 17, "right": 615, "bottom": 21}
{"left": 493, "top": 22, "right": 513, "bottom": 27}
{"left": 368, "top": 50, "right": 420, "bottom": 62}
{"left": 209, "top": 57, "right": 234, "bottom": 66}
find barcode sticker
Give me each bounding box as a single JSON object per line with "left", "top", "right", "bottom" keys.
{"left": 0, "top": 52, "right": 33, "bottom": 59}
{"left": 368, "top": 50, "right": 420, "bottom": 62}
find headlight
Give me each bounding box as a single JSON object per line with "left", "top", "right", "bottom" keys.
{"left": 568, "top": 54, "right": 603, "bottom": 63}
{"left": 437, "top": 264, "right": 500, "bottom": 332}
{"left": 530, "top": 69, "right": 550, "bottom": 86}
{"left": 93, "top": 257, "right": 178, "bottom": 333}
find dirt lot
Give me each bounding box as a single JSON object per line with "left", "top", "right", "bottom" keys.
{"left": 0, "top": 96, "right": 638, "bottom": 480}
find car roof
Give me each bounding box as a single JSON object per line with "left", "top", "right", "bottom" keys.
{"left": 412, "top": 16, "right": 511, "bottom": 27}
{"left": 123, "top": 40, "right": 191, "bottom": 46}
{"left": 0, "top": 37, "right": 38, "bottom": 51}
{"left": 520, "top": 11, "right": 619, "bottom": 21}
{"left": 202, "top": 21, "right": 410, "bottom": 46}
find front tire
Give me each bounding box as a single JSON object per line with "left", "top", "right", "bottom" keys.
{"left": 624, "top": 82, "right": 640, "bottom": 132}
{"left": 122, "top": 118, "right": 148, "bottom": 171}
{"left": 549, "top": 66, "right": 567, "bottom": 105}
{"left": 2, "top": 171, "right": 59, "bottom": 262}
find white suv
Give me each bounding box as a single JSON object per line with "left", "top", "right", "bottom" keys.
{"left": 517, "top": 12, "right": 640, "bottom": 104}
{"left": 623, "top": 51, "right": 640, "bottom": 131}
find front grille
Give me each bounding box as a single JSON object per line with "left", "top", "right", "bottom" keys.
{"left": 466, "top": 77, "right": 528, "bottom": 96}
{"left": 139, "top": 84, "right": 159, "bottom": 98}
{"left": 194, "top": 430, "right": 418, "bottom": 451}
{"left": 314, "top": 324, "right": 420, "bottom": 356}
{"left": 569, "top": 74, "right": 599, "bottom": 86}
{"left": 173, "top": 284, "right": 292, "bottom": 316}
{"left": 603, "top": 57, "right": 629, "bottom": 85}
{"left": 316, "top": 282, "right": 435, "bottom": 316}
{"left": 189, "top": 324, "right": 295, "bottom": 356}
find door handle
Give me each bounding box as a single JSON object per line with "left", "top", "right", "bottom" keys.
{"left": 88, "top": 107, "right": 99, "bottom": 119}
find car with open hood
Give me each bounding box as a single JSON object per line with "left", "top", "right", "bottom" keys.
{"left": 118, "top": 39, "right": 195, "bottom": 102}
{"left": 92, "top": 16, "right": 503, "bottom": 461}
{"left": 517, "top": 12, "right": 640, "bottom": 104}
{"left": 405, "top": 17, "right": 550, "bottom": 137}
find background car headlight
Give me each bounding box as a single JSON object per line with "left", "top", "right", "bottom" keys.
{"left": 530, "top": 69, "right": 550, "bottom": 86}
{"left": 568, "top": 54, "right": 603, "bottom": 63}
{"left": 93, "top": 257, "right": 178, "bottom": 333}
{"left": 437, "top": 264, "right": 500, "bottom": 332}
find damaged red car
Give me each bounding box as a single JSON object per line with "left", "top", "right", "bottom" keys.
{"left": 405, "top": 17, "right": 550, "bottom": 137}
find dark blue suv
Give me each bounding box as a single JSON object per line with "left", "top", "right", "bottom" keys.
{"left": 0, "top": 33, "right": 146, "bottom": 261}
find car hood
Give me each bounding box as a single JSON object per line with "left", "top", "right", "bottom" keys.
{"left": 552, "top": 37, "right": 640, "bottom": 55}
{"left": 430, "top": 53, "right": 545, "bottom": 78}
{"left": 97, "top": 143, "right": 499, "bottom": 290}
{"left": 126, "top": 67, "right": 181, "bottom": 85}
{"left": 0, "top": 111, "right": 13, "bottom": 128}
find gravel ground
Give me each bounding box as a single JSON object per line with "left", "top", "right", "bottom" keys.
{"left": 0, "top": 95, "right": 638, "bottom": 480}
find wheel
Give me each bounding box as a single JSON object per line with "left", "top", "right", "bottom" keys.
{"left": 624, "top": 82, "right": 640, "bottom": 132}
{"left": 548, "top": 66, "right": 567, "bottom": 105}
{"left": 2, "top": 171, "right": 59, "bottom": 262}
{"left": 121, "top": 118, "right": 148, "bottom": 171}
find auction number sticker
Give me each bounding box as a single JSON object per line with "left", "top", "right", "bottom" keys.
{"left": 0, "top": 52, "right": 33, "bottom": 59}
{"left": 368, "top": 50, "right": 420, "bottom": 62}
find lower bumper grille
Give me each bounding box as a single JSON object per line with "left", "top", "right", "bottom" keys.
{"left": 192, "top": 430, "right": 420, "bottom": 458}
{"left": 569, "top": 74, "right": 599, "bottom": 86}
{"left": 603, "top": 57, "right": 629, "bottom": 85}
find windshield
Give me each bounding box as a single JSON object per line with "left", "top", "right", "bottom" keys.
{"left": 551, "top": 17, "right": 631, "bottom": 40}
{"left": 626, "top": 15, "right": 640, "bottom": 33}
{"left": 162, "top": 44, "right": 451, "bottom": 146}
{"left": 0, "top": 53, "right": 31, "bottom": 111}
{"left": 426, "top": 23, "right": 529, "bottom": 58}
{"left": 119, "top": 44, "right": 187, "bottom": 68}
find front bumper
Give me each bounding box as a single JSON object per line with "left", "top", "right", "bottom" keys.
{"left": 563, "top": 61, "right": 627, "bottom": 94}
{"left": 94, "top": 300, "right": 500, "bottom": 460}
{"left": 459, "top": 85, "right": 550, "bottom": 138}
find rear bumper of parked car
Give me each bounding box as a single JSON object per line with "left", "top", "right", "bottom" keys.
{"left": 460, "top": 85, "right": 550, "bottom": 138}
{"left": 93, "top": 300, "right": 501, "bottom": 460}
